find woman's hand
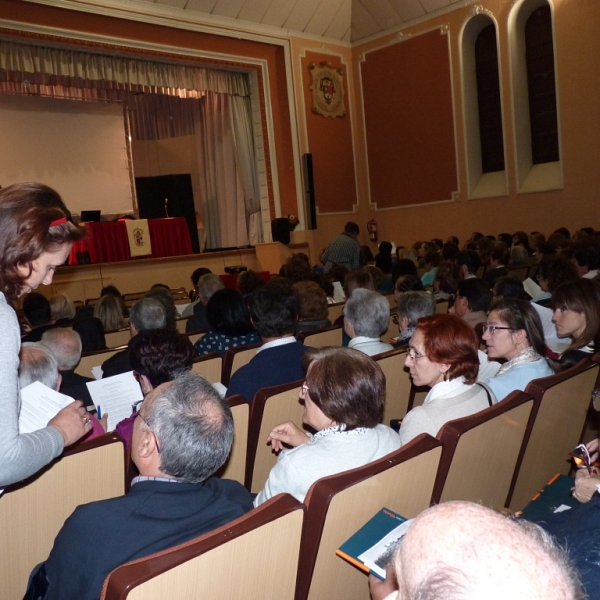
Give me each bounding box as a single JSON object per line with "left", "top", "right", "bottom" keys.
{"left": 48, "top": 400, "right": 92, "bottom": 446}
{"left": 572, "top": 468, "right": 600, "bottom": 503}
{"left": 267, "top": 421, "right": 310, "bottom": 452}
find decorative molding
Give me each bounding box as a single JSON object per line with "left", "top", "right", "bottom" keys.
{"left": 308, "top": 61, "right": 346, "bottom": 118}
{"left": 395, "top": 31, "right": 412, "bottom": 42}
{"left": 452, "top": 191, "right": 461, "bottom": 201}
{"left": 368, "top": 197, "right": 457, "bottom": 211}
{"left": 470, "top": 5, "right": 493, "bottom": 17}
{"left": 316, "top": 204, "right": 358, "bottom": 215}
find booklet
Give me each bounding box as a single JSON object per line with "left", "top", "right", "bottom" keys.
{"left": 19, "top": 381, "right": 74, "bottom": 434}
{"left": 86, "top": 371, "right": 143, "bottom": 432}
{"left": 337, "top": 507, "right": 413, "bottom": 580}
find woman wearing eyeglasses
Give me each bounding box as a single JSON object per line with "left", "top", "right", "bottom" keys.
{"left": 399, "top": 314, "right": 495, "bottom": 446}
{"left": 253, "top": 347, "right": 401, "bottom": 505}
{"left": 482, "top": 299, "right": 554, "bottom": 401}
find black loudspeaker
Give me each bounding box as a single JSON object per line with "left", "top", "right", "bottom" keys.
{"left": 271, "top": 218, "right": 290, "bottom": 245}
{"left": 135, "top": 174, "right": 200, "bottom": 253}
{"left": 302, "top": 153, "right": 317, "bottom": 230}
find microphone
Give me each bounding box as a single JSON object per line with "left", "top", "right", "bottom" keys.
{"left": 164, "top": 197, "right": 169, "bottom": 218}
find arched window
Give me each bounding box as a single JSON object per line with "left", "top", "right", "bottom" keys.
{"left": 461, "top": 14, "right": 507, "bottom": 198}
{"left": 509, "top": 0, "right": 562, "bottom": 192}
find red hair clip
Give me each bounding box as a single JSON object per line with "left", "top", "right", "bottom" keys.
{"left": 49, "top": 217, "right": 67, "bottom": 228}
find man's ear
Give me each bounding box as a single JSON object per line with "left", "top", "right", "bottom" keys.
{"left": 55, "top": 373, "right": 62, "bottom": 392}
{"left": 137, "top": 429, "right": 156, "bottom": 459}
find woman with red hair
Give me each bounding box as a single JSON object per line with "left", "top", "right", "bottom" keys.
{"left": 399, "top": 314, "right": 495, "bottom": 445}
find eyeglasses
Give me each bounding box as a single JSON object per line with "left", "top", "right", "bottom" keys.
{"left": 132, "top": 399, "right": 161, "bottom": 453}
{"left": 406, "top": 347, "right": 426, "bottom": 360}
{"left": 482, "top": 325, "right": 512, "bottom": 335}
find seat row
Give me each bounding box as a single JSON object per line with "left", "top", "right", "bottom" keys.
{"left": 2, "top": 353, "right": 598, "bottom": 598}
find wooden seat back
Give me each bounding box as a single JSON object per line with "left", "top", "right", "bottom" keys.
{"left": 508, "top": 359, "right": 600, "bottom": 510}
{"left": 297, "top": 324, "right": 342, "bottom": 348}
{"left": 432, "top": 391, "right": 534, "bottom": 508}
{"left": 221, "top": 343, "right": 261, "bottom": 386}
{"left": 75, "top": 346, "right": 126, "bottom": 378}
{"left": 297, "top": 434, "right": 442, "bottom": 600}
{"left": 245, "top": 381, "right": 305, "bottom": 492}
{"left": 374, "top": 348, "right": 412, "bottom": 424}
{"left": 105, "top": 328, "right": 131, "bottom": 349}
{"left": 101, "top": 494, "right": 304, "bottom": 600}
{"left": 214, "top": 395, "right": 250, "bottom": 485}
{"left": 0, "top": 435, "right": 126, "bottom": 599}
{"left": 191, "top": 353, "right": 222, "bottom": 383}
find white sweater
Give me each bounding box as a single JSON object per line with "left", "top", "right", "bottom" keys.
{"left": 254, "top": 424, "right": 401, "bottom": 505}
{"left": 0, "top": 292, "right": 63, "bottom": 486}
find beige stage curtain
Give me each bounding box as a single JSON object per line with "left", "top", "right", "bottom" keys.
{"left": 0, "top": 41, "right": 248, "bottom": 96}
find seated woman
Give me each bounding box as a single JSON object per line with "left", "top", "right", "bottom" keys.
{"left": 392, "top": 291, "right": 435, "bottom": 348}
{"left": 375, "top": 241, "right": 393, "bottom": 275}
{"left": 533, "top": 255, "right": 579, "bottom": 306}
{"left": 49, "top": 293, "right": 76, "bottom": 327}
{"left": 194, "top": 288, "right": 260, "bottom": 357}
{"left": 432, "top": 260, "right": 461, "bottom": 302}
{"left": 293, "top": 280, "right": 331, "bottom": 334}
{"left": 345, "top": 288, "right": 393, "bottom": 356}
{"left": 482, "top": 299, "right": 554, "bottom": 401}
{"left": 551, "top": 278, "right": 600, "bottom": 370}
{"left": 115, "top": 328, "right": 195, "bottom": 448}
{"left": 253, "top": 347, "right": 401, "bottom": 505}
{"left": 399, "top": 314, "right": 495, "bottom": 445}
{"left": 93, "top": 293, "right": 126, "bottom": 333}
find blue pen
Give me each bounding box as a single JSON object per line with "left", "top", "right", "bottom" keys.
{"left": 97, "top": 405, "right": 102, "bottom": 420}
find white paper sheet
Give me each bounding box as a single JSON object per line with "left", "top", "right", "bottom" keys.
{"left": 19, "top": 381, "right": 74, "bottom": 434}
{"left": 86, "top": 371, "right": 143, "bottom": 432}
{"left": 358, "top": 519, "right": 413, "bottom": 579}
{"left": 91, "top": 366, "right": 103, "bottom": 380}
{"left": 523, "top": 277, "right": 543, "bottom": 299}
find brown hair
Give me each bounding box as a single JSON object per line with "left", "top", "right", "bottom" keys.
{"left": 0, "top": 183, "right": 85, "bottom": 300}
{"left": 417, "top": 314, "right": 480, "bottom": 384}
{"left": 293, "top": 280, "right": 328, "bottom": 321}
{"left": 302, "top": 347, "right": 384, "bottom": 430}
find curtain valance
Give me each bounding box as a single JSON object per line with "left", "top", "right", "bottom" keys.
{"left": 0, "top": 40, "right": 249, "bottom": 97}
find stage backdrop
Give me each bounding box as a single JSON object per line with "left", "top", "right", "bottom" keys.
{"left": 0, "top": 94, "right": 133, "bottom": 215}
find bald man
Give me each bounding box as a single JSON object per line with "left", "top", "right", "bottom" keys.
{"left": 369, "top": 501, "right": 583, "bottom": 600}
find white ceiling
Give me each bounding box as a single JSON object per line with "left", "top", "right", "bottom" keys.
{"left": 28, "top": 0, "right": 467, "bottom": 44}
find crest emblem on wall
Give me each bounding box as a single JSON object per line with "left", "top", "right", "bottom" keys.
{"left": 308, "top": 61, "right": 346, "bottom": 118}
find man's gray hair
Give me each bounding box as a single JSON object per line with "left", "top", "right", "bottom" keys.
{"left": 197, "top": 273, "right": 225, "bottom": 305}
{"left": 397, "top": 292, "right": 436, "bottom": 328}
{"left": 144, "top": 373, "right": 233, "bottom": 483}
{"left": 130, "top": 298, "right": 167, "bottom": 333}
{"left": 19, "top": 342, "right": 60, "bottom": 390}
{"left": 344, "top": 288, "right": 390, "bottom": 338}
{"left": 41, "top": 328, "right": 82, "bottom": 371}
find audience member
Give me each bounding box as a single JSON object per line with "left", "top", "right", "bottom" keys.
{"left": 146, "top": 285, "right": 177, "bottom": 331}
{"left": 432, "top": 260, "right": 461, "bottom": 301}
{"left": 360, "top": 244, "right": 375, "bottom": 266}
{"left": 364, "top": 265, "right": 387, "bottom": 293}
{"left": 185, "top": 273, "right": 225, "bottom": 333}
{"left": 49, "top": 293, "right": 76, "bottom": 326}
{"left": 552, "top": 278, "right": 600, "bottom": 370}
{"left": 254, "top": 347, "right": 401, "bottom": 505}
{"left": 181, "top": 267, "right": 212, "bottom": 316}
{"left": 391, "top": 258, "right": 418, "bottom": 286}
{"left": 226, "top": 282, "right": 311, "bottom": 402}
{"left": 399, "top": 314, "right": 495, "bottom": 445}
{"left": 237, "top": 269, "right": 266, "bottom": 300}
{"left": 21, "top": 292, "right": 56, "bottom": 342}
{"left": 457, "top": 249, "right": 481, "bottom": 279}
{"left": 509, "top": 244, "right": 530, "bottom": 266}
{"left": 483, "top": 242, "right": 510, "bottom": 288}
{"left": 344, "top": 268, "right": 375, "bottom": 297}
{"left": 572, "top": 241, "right": 600, "bottom": 279}
{"left": 395, "top": 247, "right": 418, "bottom": 266}
{"left": 293, "top": 280, "right": 331, "bottom": 334}
{"left": 420, "top": 251, "right": 440, "bottom": 286}
{"left": 369, "top": 501, "right": 583, "bottom": 600}
{"left": 441, "top": 242, "right": 459, "bottom": 262}
{"left": 344, "top": 288, "right": 393, "bottom": 356}
{"left": 393, "top": 291, "right": 436, "bottom": 348}
{"left": 375, "top": 241, "right": 393, "bottom": 274}
{"left": 492, "top": 275, "right": 524, "bottom": 301}
{"left": 72, "top": 315, "right": 106, "bottom": 353}
{"left": 451, "top": 278, "right": 492, "bottom": 329}
{"left": 101, "top": 297, "right": 166, "bottom": 378}
{"left": 483, "top": 299, "right": 554, "bottom": 401}
{"left": 194, "top": 288, "right": 260, "bottom": 357}
{"left": 393, "top": 275, "right": 425, "bottom": 299}
{"left": 281, "top": 254, "right": 312, "bottom": 283}
{"left": 535, "top": 255, "right": 579, "bottom": 306}
{"left": 41, "top": 328, "right": 94, "bottom": 410}
{"left": 26, "top": 373, "right": 254, "bottom": 600}
{"left": 321, "top": 222, "right": 361, "bottom": 273}
{"left": 116, "top": 328, "right": 195, "bottom": 448}
{"left": 93, "top": 293, "right": 126, "bottom": 332}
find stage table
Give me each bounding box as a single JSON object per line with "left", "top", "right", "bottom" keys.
{"left": 68, "top": 218, "right": 193, "bottom": 265}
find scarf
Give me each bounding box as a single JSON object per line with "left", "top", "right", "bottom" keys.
{"left": 496, "top": 346, "right": 542, "bottom": 376}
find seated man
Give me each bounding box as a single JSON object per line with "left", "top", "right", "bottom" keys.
{"left": 450, "top": 278, "right": 492, "bottom": 329}
{"left": 370, "top": 501, "right": 583, "bottom": 600}
{"left": 185, "top": 273, "right": 224, "bottom": 333}
{"left": 344, "top": 289, "right": 393, "bottom": 356}
{"left": 19, "top": 342, "right": 105, "bottom": 439}
{"left": 181, "top": 266, "right": 212, "bottom": 318}
{"left": 457, "top": 249, "right": 481, "bottom": 280}
{"left": 26, "top": 373, "right": 254, "bottom": 600}
{"left": 101, "top": 297, "right": 166, "bottom": 378}
{"left": 227, "top": 282, "right": 311, "bottom": 402}
{"left": 41, "top": 328, "right": 94, "bottom": 410}
{"left": 21, "top": 292, "right": 56, "bottom": 343}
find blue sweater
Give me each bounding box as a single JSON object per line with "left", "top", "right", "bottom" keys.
{"left": 485, "top": 358, "right": 553, "bottom": 402}
{"left": 226, "top": 341, "right": 311, "bottom": 402}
